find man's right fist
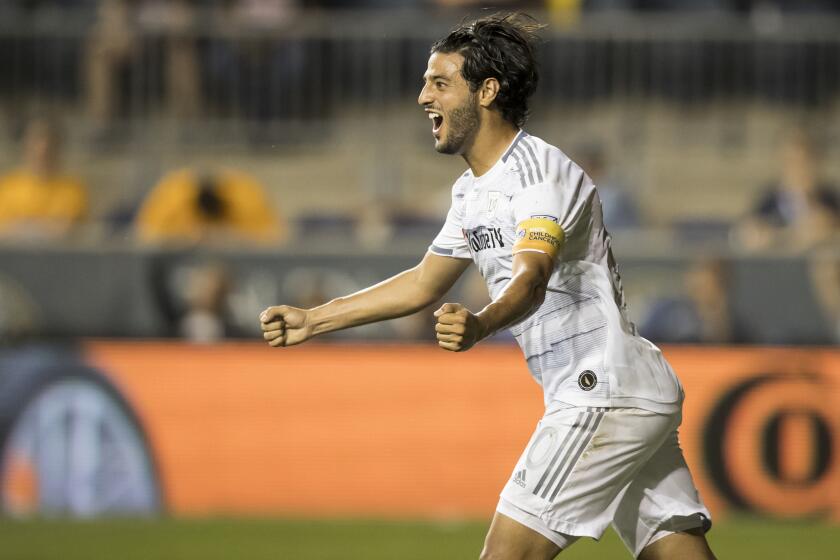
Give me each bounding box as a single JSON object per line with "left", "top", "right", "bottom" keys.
{"left": 259, "top": 305, "right": 313, "bottom": 347}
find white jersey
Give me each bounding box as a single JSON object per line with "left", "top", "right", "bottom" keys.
{"left": 430, "top": 130, "right": 683, "bottom": 413}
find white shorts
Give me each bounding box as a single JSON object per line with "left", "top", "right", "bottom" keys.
{"left": 498, "top": 406, "right": 711, "bottom": 558}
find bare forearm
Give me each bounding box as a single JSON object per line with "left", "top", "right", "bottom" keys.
{"left": 261, "top": 252, "right": 469, "bottom": 348}
{"left": 475, "top": 271, "right": 546, "bottom": 340}
{"left": 309, "top": 267, "right": 437, "bottom": 336}
{"left": 434, "top": 249, "right": 553, "bottom": 353}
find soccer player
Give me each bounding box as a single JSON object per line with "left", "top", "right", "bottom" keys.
{"left": 261, "top": 13, "right": 716, "bottom": 560}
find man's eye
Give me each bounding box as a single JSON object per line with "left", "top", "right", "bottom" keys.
{"left": 436, "top": 82, "right": 446, "bottom": 89}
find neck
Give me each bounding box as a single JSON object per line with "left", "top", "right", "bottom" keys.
{"left": 461, "top": 118, "right": 519, "bottom": 177}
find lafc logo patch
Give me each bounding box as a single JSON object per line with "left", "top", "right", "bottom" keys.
{"left": 487, "top": 191, "right": 501, "bottom": 217}
{"left": 578, "top": 370, "right": 597, "bottom": 391}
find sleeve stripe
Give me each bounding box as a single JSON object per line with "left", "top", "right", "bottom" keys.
{"left": 429, "top": 245, "right": 454, "bottom": 256}
{"left": 510, "top": 153, "right": 528, "bottom": 189}
{"left": 523, "top": 139, "right": 544, "bottom": 183}
{"left": 515, "top": 145, "right": 537, "bottom": 186}
{"left": 501, "top": 130, "right": 526, "bottom": 162}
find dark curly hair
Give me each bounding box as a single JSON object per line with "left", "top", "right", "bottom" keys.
{"left": 431, "top": 13, "right": 543, "bottom": 128}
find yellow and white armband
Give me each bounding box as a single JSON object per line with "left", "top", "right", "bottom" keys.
{"left": 513, "top": 217, "right": 564, "bottom": 259}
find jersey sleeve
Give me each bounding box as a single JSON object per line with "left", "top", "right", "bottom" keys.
{"left": 510, "top": 164, "right": 594, "bottom": 260}
{"left": 429, "top": 187, "right": 471, "bottom": 259}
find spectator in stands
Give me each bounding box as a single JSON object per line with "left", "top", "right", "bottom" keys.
{"left": 203, "top": 0, "right": 303, "bottom": 129}
{"left": 735, "top": 128, "right": 839, "bottom": 252}
{"left": 575, "top": 143, "right": 641, "bottom": 231}
{"left": 640, "top": 258, "right": 747, "bottom": 344}
{"left": 134, "top": 167, "right": 285, "bottom": 245}
{"left": 148, "top": 257, "right": 236, "bottom": 342}
{"left": 137, "top": 0, "right": 201, "bottom": 120}
{"left": 85, "top": 0, "right": 135, "bottom": 132}
{"left": 179, "top": 261, "right": 232, "bottom": 343}
{"left": 0, "top": 117, "right": 88, "bottom": 240}
{"left": 86, "top": 0, "right": 200, "bottom": 135}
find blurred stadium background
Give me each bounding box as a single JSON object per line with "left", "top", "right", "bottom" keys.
{"left": 0, "top": 1, "right": 838, "bottom": 558}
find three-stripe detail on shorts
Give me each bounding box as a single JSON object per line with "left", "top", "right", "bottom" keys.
{"left": 532, "top": 407, "right": 607, "bottom": 501}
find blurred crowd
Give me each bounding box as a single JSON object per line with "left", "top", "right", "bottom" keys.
{"left": 7, "top": 115, "right": 836, "bottom": 250}
{"left": 0, "top": 117, "right": 286, "bottom": 246}
{"left": 6, "top": 0, "right": 840, "bottom": 14}
{"left": 4, "top": 0, "right": 840, "bottom": 132}
{"left": 0, "top": 113, "right": 836, "bottom": 346}
{"left": 4, "top": 116, "right": 838, "bottom": 247}
{"left": 0, "top": 1, "right": 837, "bottom": 346}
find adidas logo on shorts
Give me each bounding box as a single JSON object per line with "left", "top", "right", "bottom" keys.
{"left": 513, "top": 469, "right": 527, "bottom": 488}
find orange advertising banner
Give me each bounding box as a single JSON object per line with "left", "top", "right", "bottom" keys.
{"left": 86, "top": 342, "right": 840, "bottom": 521}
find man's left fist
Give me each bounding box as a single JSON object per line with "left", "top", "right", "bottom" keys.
{"left": 433, "top": 302, "right": 484, "bottom": 352}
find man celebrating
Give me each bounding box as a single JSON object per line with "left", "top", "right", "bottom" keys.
{"left": 261, "top": 13, "right": 716, "bottom": 560}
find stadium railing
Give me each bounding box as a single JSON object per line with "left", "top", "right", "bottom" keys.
{"left": 1, "top": 9, "right": 839, "bottom": 138}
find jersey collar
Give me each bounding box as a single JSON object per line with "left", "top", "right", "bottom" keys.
{"left": 501, "top": 129, "right": 527, "bottom": 163}
{"left": 471, "top": 129, "right": 526, "bottom": 186}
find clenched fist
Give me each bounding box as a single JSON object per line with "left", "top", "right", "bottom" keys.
{"left": 434, "top": 303, "right": 485, "bottom": 352}
{"left": 260, "top": 305, "right": 313, "bottom": 347}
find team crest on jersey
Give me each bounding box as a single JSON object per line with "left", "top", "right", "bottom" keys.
{"left": 487, "top": 191, "right": 502, "bottom": 217}
{"left": 578, "top": 370, "right": 597, "bottom": 391}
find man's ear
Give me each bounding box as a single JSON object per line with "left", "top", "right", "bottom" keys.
{"left": 478, "top": 77, "right": 500, "bottom": 108}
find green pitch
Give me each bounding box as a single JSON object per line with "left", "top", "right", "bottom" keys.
{"left": 0, "top": 517, "right": 837, "bottom": 559}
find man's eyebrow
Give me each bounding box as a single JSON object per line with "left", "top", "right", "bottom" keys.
{"left": 423, "top": 73, "right": 452, "bottom": 82}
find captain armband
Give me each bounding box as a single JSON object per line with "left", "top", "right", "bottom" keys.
{"left": 512, "top": 217, "right": 565, "bottom": 259}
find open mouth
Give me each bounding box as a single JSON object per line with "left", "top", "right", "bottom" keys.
{"left": 428, "top": 111, "right": 444, "bottom": 137}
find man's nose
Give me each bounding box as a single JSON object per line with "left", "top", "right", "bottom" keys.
{"left": 418, "top": 83, "right": 432, "bottom": 106}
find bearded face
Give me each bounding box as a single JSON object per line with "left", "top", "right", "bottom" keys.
{"left": 433, "top": 91, "right": 481, "bottom": 155}
{"left": 420, "top": 52, "right": 482, "bottom": 156}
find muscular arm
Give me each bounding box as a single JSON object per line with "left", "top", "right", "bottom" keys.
{"left": 435, "top": 250, "right": 553, "bottom": 351}
{"left": 261, "top": 252, "right": 470, "bottom": 346}
{"left": 309, "top": 252, "right": 470, "bottom": 334}
{"left": 476, "top": 250, "right": 554, "bottom": 337}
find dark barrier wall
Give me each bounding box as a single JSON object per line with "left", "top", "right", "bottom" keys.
{"left": 0, "top": 247, "right": 833, "bottom": 344}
